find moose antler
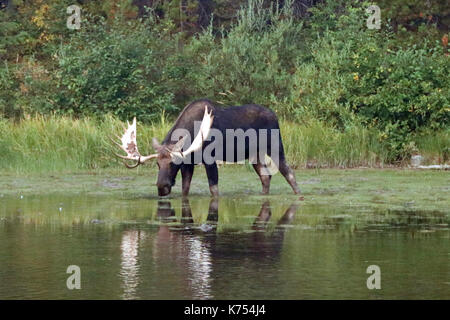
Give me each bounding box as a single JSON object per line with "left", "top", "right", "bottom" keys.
{"left": 112, "top": 117, "right": 158, "bottom": 168}
{"left": 169, "top": 106, "right": 214, "bottom": 159}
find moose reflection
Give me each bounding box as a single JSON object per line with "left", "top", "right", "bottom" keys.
{"left": 119, "top": 199, "right": 298, "bottom": 299}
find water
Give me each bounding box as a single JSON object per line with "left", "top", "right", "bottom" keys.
{"left": 0, "top": 194, "right": 448, "bottom": 299}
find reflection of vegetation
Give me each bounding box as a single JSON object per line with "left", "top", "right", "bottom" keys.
{"left": 0, "top": 189, "right": 448, "bottom": 299}
{"left": 1, "top": 167, "right": 449, "bottom": 227}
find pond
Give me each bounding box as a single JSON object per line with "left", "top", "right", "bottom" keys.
{"left": 0, "top": 193, "right": 448, "bottom": 299}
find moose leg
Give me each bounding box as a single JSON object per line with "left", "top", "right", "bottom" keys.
{"left": 278, "top": 158, "right": 301, "bottom": 194}
{"left": 205, "top": 162, "right": 219, "bottom": 197}
{"left": 181, "top": 164, "right": 194, "bottom": 197}
{"left": 206, "top": 198, "right": 219, "bottom": 224}
{"left": 181, "top": 198, "right": 193, "bottom": 223}
{"left": 252, "top": 162, "right": 272, "bottom": 194}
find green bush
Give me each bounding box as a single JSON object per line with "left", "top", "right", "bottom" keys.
{"left": 347, "top": 44, "right": 449, "bottom": 158}
{"left": 182, "top": 0, "right": 305, "bottom": 109}
{"left": 288, "top": 1, "right": 449, "bottom": 160}
{"left": 50, "top": 16, "right": 177, "bottom": 122}
{"left": 0, "top": 62, "right": 21, "bottom": 118}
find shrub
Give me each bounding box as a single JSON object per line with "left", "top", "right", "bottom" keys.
{"left": 182, "top": 0, "right": 305, "bottom": 110}
{"left": 288, "top": 1, "right": 449, "bottom": 160}
{"left": 0, "top": 62, "right": 22, "bottom": 118}
{"left": 348, "top": 45, "right": 448, "bottom": 157}
{"left": 50, "top": 16, "right": 177, "bottom": 122}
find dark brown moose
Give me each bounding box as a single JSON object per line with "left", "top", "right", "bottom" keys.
{"left": 113, "top": 99, "right": 300, "bottom": 197}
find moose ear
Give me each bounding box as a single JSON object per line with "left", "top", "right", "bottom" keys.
{"left": 152, "top": 137, "right": 162, "bottom": 151}
{"left": 172, "top": 135, "right": 186, "bottom": 153}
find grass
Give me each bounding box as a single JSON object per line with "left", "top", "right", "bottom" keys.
{"left": 281, "top": 120, "right": 389, "bottom": 168}
{"left": 0, "top": 115, "right": 448, "bottom": 173}
{"left": 415, "top": 129, "right": 450, "bottom": 165}
{"left": 0, "top": 115, "right": 171, "bottom": 173}
{"left": 0, "top": 166, "right": 449, "bottom": 212}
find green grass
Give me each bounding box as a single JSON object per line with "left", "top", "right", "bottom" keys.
{"left": 0, "top": 115, "right": 171, "bottom": 173}
{"left": 415, "top": 129, "right": 450, "bottom": 165}
{"left": 0, "top": 115, "right": 447, "bottom": 173}
{"left": 0, "top": 167, "right": 449, "bottom": 212}
{"left": 281, "top": 120, "right": 389, "bottom": 168}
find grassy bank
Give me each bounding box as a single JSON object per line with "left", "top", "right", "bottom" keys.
{"left": 0, "top": 116, "right": 448, "bottom": 173}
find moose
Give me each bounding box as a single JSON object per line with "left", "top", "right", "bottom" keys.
{"left": 113, "top": 99, "right": 300, "bottom": 197}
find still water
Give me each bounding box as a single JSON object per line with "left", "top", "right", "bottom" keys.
{"left": 0, "top": 194, "right": 448, "bottom": 299}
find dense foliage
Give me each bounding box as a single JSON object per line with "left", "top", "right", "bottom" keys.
{"left": 0, "top": 0, "right": 449, "bottom": 162}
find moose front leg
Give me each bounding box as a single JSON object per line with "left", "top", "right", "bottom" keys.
{"left": 181, "top": 164, "right": 194, "bottom": 197}
{"left": 252, "top": 162, "right": 272, "bottom": 194}
{"left": 205, "top": 162, "right": 219, "bottom": 197}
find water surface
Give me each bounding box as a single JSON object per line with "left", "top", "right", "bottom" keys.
{"left": 0, "top": 194, "right": 448, "bottom": 299}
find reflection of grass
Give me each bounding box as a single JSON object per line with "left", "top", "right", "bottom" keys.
{"left": 1, "top": 191, "right": 448, "bottom": 233}
{"left": 1, "top": 167, "right": 449, "bottom": 213}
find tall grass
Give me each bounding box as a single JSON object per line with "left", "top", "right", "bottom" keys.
{"left": 0, "top": 115, "right": 170, "bottom": 173}
{"left": 0, "top": 116, "right": 446, "bottom": 173}
{"left": 415, "top": 130, "right": 450, "bottom": 165}
{"left": 281, "top": 120, "right": 389, "bottom": 168}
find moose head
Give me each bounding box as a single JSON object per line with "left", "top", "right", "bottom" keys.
{"left": 112, "top": 106, "right": 214, "bottom": 196}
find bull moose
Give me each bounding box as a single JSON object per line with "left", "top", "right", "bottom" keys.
{"left": 113, "top": 99, "right": 300, "bottom": 197}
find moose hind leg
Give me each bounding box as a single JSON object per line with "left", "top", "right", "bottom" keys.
{"left": 252, "top": 162, "right": 272, "bottom": 194}
{"left": 278, "top": 158, "right": 301, "bottom": 194}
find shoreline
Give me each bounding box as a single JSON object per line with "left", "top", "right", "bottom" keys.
{"left": 1, "top": 167, "right": 448, "bottom": 212}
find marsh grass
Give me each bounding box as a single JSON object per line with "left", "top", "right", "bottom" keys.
{"left": 415, "top": 130, "right": 450, "bottom": 165}
{"left": 281, "top": 120, "right": 389, "bottom": 168}
{"left": 0, "top": 115, "right": 170, "bottom": 173}
{"left": 0, "top": 116, "right": 446, "bottom": 173}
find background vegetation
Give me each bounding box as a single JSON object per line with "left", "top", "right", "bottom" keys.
{"left": 0, "top": 0, "right": 449, "bottom": 171}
